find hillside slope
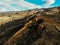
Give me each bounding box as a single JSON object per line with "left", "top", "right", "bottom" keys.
{"left": 0, "top": 7, "right": 60, "bottom": 45}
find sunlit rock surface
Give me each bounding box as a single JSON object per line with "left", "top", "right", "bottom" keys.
{"left": 0, "top": 7, "right": 60, "bottom": 45}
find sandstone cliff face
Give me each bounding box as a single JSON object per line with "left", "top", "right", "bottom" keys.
{"left": 0, "top": 7, "right": 60, "bottom": 45}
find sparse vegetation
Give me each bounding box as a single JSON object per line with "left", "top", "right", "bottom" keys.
{"left": 0, "top": 6, "right": 60, "bottom": 45}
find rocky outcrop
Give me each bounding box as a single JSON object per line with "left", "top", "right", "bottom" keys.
{"left": 0, "top": 7, "right": 60, "bottom": 45}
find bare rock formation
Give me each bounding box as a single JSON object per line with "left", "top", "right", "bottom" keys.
{"left": 0, "top": 7, "right": 60, "bottom": 45}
